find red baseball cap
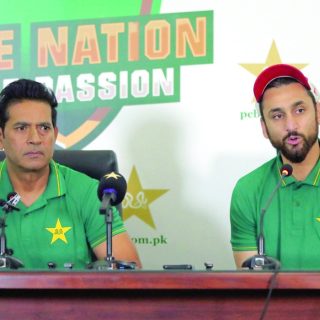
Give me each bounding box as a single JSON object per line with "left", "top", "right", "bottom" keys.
{"left": 253, "top": 64, "right": 310, "bottom": 102}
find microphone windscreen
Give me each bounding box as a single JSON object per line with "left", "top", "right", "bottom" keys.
{"left": 7, "top": 192, "right": 17, "bottom": 201}
{"left": 281, "top": 164, "right": 293, "bottom": 177}
{"left": 97, "top": 172, "right": 127, "bottom": 205}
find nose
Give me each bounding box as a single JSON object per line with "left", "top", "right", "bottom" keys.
{"left": 285, "top": 114, "right": 298, "bottom": 132}
{"left": 27, "top": 126, "right": 41, "bottom": 144}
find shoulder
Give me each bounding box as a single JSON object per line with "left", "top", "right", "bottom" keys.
{"left": 230, "top": 157, "right": 278, "bottom": 226}
{"left": 233, "top": 157, "right": 278, "bottom": 193}
{"left": 53, "top": 162, "right": 99, "bottom": 192}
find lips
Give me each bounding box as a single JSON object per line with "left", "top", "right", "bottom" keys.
{"left": 286, "top": 135, "right": 302, "bottom": 146}
{"left": 24, "top": 151, "right": 44, "bottom": 158}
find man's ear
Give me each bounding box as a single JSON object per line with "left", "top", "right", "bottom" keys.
{"left": 54, "top": 126, "right": 58, "bottom": 140}
{"left": 0, "top": 128, "right": 5, "bottom": 149}
{"left": 316, "top": 102, "right": 320, "bottom": 124}
{"left": 260, "top": 118, "right": 269, "bottom": 139}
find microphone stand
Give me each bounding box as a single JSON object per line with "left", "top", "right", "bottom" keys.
{"left": 0, "top": 204, "right": 24, "bottom": 269}
{"left": 87, "top": 192, "right": 136, "bottom": 271}
{"left": 242, "top": 179, "right": 283, "bottom": 270}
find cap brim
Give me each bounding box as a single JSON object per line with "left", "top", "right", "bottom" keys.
{"left": 253, "top": 64, "right": 310, "bottom": 102}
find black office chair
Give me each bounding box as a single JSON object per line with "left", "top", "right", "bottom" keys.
{"left": 0, "top": 150, "right": 119, "bottom": 181}
{"left": 55, "top": 150, "right": 122, "bottom": 216}
{"left": 53, "top": 150, "right": 118, "bottom": 180}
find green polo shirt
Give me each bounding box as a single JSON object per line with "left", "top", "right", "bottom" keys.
{"left": 0, "top": 160, "right": 125, "bottom": 270}
{"left": 230, "top": 155, "right": 320, "bottom": 270}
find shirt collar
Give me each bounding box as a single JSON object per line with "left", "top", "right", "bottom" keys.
{"left": 0, "top": 159, "right": 66, "bottom": 202}
{"left": 276, "top": 154, "right": 320, "bottom": 187}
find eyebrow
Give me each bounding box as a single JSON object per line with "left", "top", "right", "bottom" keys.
{"left": 268, "top": 100, "right": 305, "bottom": 115}
{"left": 13, "top": 121, "right": 53, "bottom": 126}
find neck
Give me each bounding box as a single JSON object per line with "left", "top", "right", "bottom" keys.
{"left": 281, "top": 142, "right": 320, "bottom": 181}
{"left": 7, "top": 164, "right": 50, "bottom": 207}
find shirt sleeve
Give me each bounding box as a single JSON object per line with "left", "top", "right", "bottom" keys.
{"left": 80, "top": 179, "right": 126, "bottom": 248}
{"left": 230, "top": 180, "right": 258, "bottom": 251}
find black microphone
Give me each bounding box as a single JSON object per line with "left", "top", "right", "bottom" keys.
{"left": 7, "top": 192, "right": 21, "bottom": 206}
{"left": 97, "top": 172, "right": 127, "bottom": 210}
{"left": 90, "top": 172, "right": 129, "bottom": 270}
{"left": 242, "top": 164, "right": 293, "bottom": 270}
{"left": 0, "top": 192, "right": 21, "bottom": 213}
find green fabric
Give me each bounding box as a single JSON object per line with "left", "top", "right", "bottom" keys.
{"left": 0, "top": 160, "right": 125, "bottom": 270}
{"left": 230, "top": 154, "right": 320, "bottom": 270}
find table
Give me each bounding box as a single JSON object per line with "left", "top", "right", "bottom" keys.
{"left": 0, "top": 271, "right": 319, "bottom": 319}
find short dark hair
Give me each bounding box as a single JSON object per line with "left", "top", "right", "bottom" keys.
{"left": 0, "top": 79, "right": 58, "bottom": 130}
{"left": 259, "top": 77, "right": 316, "bottom": 119}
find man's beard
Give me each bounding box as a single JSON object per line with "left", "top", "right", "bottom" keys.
{"left": 266, "top": 124, "right": 319, "bottom": 163}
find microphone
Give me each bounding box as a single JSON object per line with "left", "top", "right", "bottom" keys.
{"left": 0, "top": 192, "right": 21, "bottom": 213}
{"left": 0, "top": 191, "right": 24, "bottom": 269}
{"left": 7, "top": 192, "right": 21, "bottom": 207}
{"left": 97, "top": 172, "right": 127, "bottom": 211}
{"left": 242, "top": 164, "right": 293, "bottom": 270}
{"left": 88, "top": 172, "right": 133, "bottom": 271}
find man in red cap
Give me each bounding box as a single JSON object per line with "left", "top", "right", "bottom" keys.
{"left": 230, "top": 64, "right": 320, "bottom": 270}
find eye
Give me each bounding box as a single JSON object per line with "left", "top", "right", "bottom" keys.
{"left": 272, "top": 113, "right": 283, "bottom": 120}
{"left": 39, "top": 124, "right": 52, "bottom": 131}
{"left": 296, "top": 107, "right": 305, "bottom": 114}
{"left": 14, "top": 125, "right": 27, "bottom": 131}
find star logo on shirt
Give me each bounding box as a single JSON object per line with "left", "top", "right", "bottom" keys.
{"left": 46, "top": 218, "right": 72, "bottom": 244}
